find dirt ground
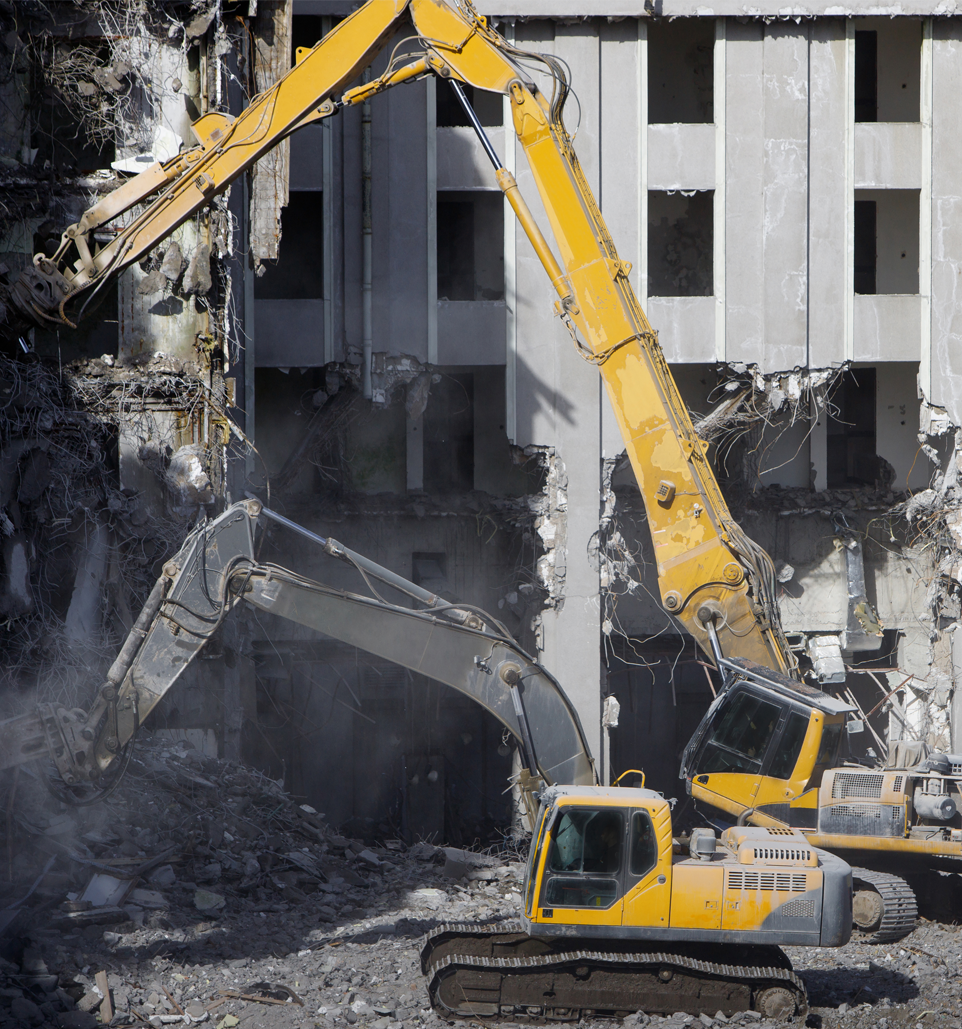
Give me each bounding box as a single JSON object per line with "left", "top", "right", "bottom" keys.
{"left": 2, "top": 735, "right": 960, "bottom": 1029}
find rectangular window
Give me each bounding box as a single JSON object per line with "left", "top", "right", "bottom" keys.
{"left": 437, "top": 81, "right": 502, "bottom": 128}
{"left": 647, "top": 20, "right": 714, "bottom": 124}
{"left": 253, "top": 192, "right": 324, "bottom": 299}
{"left": 648, "top": 190, "right": 713, "bottom": 297}
{"left": 855, "top": 21, "right": 921, "bottom": 123}
{"left": 853, "top": 190, "right": 919, "bottom": 295}
{"left": 437, "top": 192, "right": 504, "bottom": 301}
{"left": 854, "top": 31, "right": 878, "bottom": 123}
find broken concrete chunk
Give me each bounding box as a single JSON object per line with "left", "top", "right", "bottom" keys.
{"left": 137, "top": 268, "right": 166, "bottom": 296}
{"left": 128, "top": 888, "right": 167, "bottom": 910}
{"left": 160, "top": 241, "right": 184, "bottom": 281}
{"left": 183, "top": 243, "right": 212, "bottom": 295}
{"left": 356, "top": 849, "right": 381, "bottom": 868}
{"left": 165, "top": 444, "right": 214, "bottom": 510}
{"left": 194, "top": 889, "right": 226, "bottom": 913}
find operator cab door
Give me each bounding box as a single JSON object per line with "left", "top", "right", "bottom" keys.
{"left": 537, "top": 806, "right": 626, "bottom": 928}
{"left": 621, "top": 799, "right": 672, "bottom": 929}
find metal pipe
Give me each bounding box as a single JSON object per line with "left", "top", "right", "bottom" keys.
{"left": 361, "top": 70, "right": 373, "bottom": 400}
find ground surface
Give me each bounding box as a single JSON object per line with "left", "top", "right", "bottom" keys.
{"left": 2, "top": 738, "right": 961, "bottom": 1029}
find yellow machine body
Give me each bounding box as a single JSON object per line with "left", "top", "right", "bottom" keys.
{"left": 523, "top": 785, "right": 851, "bottom": 948}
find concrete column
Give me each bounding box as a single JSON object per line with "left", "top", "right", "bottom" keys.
{"left": 714, "top": 19, "right": 726, "bottom": 363}
{"left": 512, "top": 22, "right": 603, "bottom": 775}
{"left": 927, "top": 21, "right": 962, "bottom": 422}
{"left": 808, "top": 21, "right": 849, "bottom": 368}
{"left": 726, "top": 23, "right": 809, "bottom": 371}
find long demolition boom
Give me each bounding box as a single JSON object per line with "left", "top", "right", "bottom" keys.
{"left": 7, "top": 0, "right": 795, "bottom": 676}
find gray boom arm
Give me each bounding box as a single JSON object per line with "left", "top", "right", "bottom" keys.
{"left": 0, "top": 500, "right": 597, "bottom": 812}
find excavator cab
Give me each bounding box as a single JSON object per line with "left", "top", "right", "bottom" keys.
{"left": 681, "top": 658, "right": 854, "bottom": 828}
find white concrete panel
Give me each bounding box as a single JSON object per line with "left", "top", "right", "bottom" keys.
{"left": 436, "top": 127, "right": 504, "bottom": 190}
{"left": 255, "top": 300, "right": 326, "bottom": 366}
{"left": 646, "top": 297, "right": 716, "bottom": 364}
{"left": 853, "top": 294, "right": 922, "bottom": 361}
{"left": 808, "top": 21, "right": 849, "bottom": 369}
{"left": 647, "top": 124, "right": 715, "bottom": 190}
{"left": 855, "top": 123, "right": 922, "bottom": 189}
{"left": 929, "top": 23, "right": 962, "bottom": 424}
{"left": 436, "top": 301, "right": 507, "bottom": 364}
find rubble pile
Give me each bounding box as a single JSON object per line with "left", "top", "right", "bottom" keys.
{"left": 2, "top": 738, "right": 962, "bottom": 1029}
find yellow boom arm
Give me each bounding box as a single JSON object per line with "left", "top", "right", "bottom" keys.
{"left": 11, "top": 0, "right": 795, "bottom": 675}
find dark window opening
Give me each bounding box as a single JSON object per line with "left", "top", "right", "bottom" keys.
{"left": 254, "top": 192, "right": 323, "bottom": 300}
{"left": 827, "top": 367, "right": 878, "bottom": 488}
{"left": 412, "top": 553, "right": 454, "bottom": 601}
{"left": 437, "top": 81, "right": 503, "bottom": 127}
{"left": 648, "top": 190, "right": 713, "bottom": 297}
{"left": 292, "top": 15, "right": 323, "bottom": 61}
{"left": 423, "top": 372, "right": 474, "bottom": 492}
{"left": 854, "top": 190, "right": 918, "bottom": 294}
{"left": 855, "top": 21, "right": 921, "bottom": 122}
{"left": 855, "top": 31, "right": 878, "bottom": 123}
{"left": 437, "top": 192, "right": 504, "bottom": 301}
{"left": 648, "top": 20, "right": 714, "bottom": 124}
{"left": 854, "top": 199, "right": 877, "bottom": 294}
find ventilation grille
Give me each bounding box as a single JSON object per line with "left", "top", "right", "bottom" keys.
{"left": 752, "top": 847, "right": 813, "bottom": 863}
{"left": 778, "top": 898, "right": 816, "bottom": 919}
{"left": 832, "top": 773, "right": 885, "bottom": 799}
{"left": 727, "top": 870, "right": 808, "bottom": 892}
{"left": 829, "top": 803, "right": 901, "bottom": 821}
{"left": 893, "top": 775, "right": 904, "bottom": 794}
{"left": 765, "top": 827, "right": 796, "bottom": 836}
{"left": 951, "top": 762, "right": 962, "bottom": 776}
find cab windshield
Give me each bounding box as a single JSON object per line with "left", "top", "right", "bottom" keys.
{"left": 695, "top": 690, "right": 782, "bottom": 774}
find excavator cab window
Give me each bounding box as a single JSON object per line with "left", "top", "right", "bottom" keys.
{"left": 629, "top": 810, "right": 658, "bottom": 877}
{"left": 696, "top": 690, "right": 782, "bottom": 774}
{"left": 542, "top": 807, "right": 624, "bottom": 908}
{"left": 768, "top": 711, "right": 811, "bottom": 780}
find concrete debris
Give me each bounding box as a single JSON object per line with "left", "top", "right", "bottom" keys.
{"left": 137, "top": 268, "right": 167, "bottom": 296}
{"left": 160, "top": 242, "right": 185, "bottom": 282}
{"left": 183, "top": 244, "right": 212, "bottom": 295}
{"left": 2, "top": 735, "right": 962, "bottom": 1028}
{"left": 165, "top": 444, "right": 214, "bottom": 515}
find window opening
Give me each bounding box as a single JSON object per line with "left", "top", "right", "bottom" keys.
{"left": 855, "top": 21, "right": 921, "bottom": 123}
{"left": 854, "top": 31, "right": 878, "bottom": 123}
{"left": 854, "top": 191, "right": 919, "bottom": 295}
{"left": 437, "top": 193, "right": 504, "bottom": 301}
{"left": 854, "top": 199, "right": 876, "bottom": 295}
{"left": 648, "top": 20, "right": 714, "bottom": 124}
{"left": 437, "top": 82, "right": 502, "bottom": 127}
{"left": 254, "top": 192, "right": 324, "bottom": 299}
{"left": 827, "top": 368, "right": 878, "bottom": 488}
{"left": 648, "top": 191, "right": 713, "bottom": 297}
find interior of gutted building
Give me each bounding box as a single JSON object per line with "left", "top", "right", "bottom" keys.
{"left": 3, "top": 0, "right": 962, "bottom": 988}
{"left": 1, "top": 0, "right": 962, "bottom": 845}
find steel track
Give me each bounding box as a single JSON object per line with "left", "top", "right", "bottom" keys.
{"left": 421, "top": 923, "right": 808, "bottom": 1022}
{"left": 851, "top": 867, "right": 918, "bottom": 943}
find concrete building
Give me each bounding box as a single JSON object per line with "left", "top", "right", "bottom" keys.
{"left": 3, "top": 1, "right": 962, "bottom": 842}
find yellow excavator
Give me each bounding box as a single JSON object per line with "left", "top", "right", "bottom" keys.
{"left": 0, "top": 497, "right": 850, "bottom": 1020}
{"left": 0, "top": 0, "right": 938, "bottom": 970}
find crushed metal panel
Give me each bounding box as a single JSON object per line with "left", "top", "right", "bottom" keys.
{"left": 251, "top": 0, "right": 292, "bottom": 270}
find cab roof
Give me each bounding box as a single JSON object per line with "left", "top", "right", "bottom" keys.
{"left": 540, "top": 784, "right": 666, "bottom": 806}
{"left": 721, "top": 657, "right": 855, "bottom": 716}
